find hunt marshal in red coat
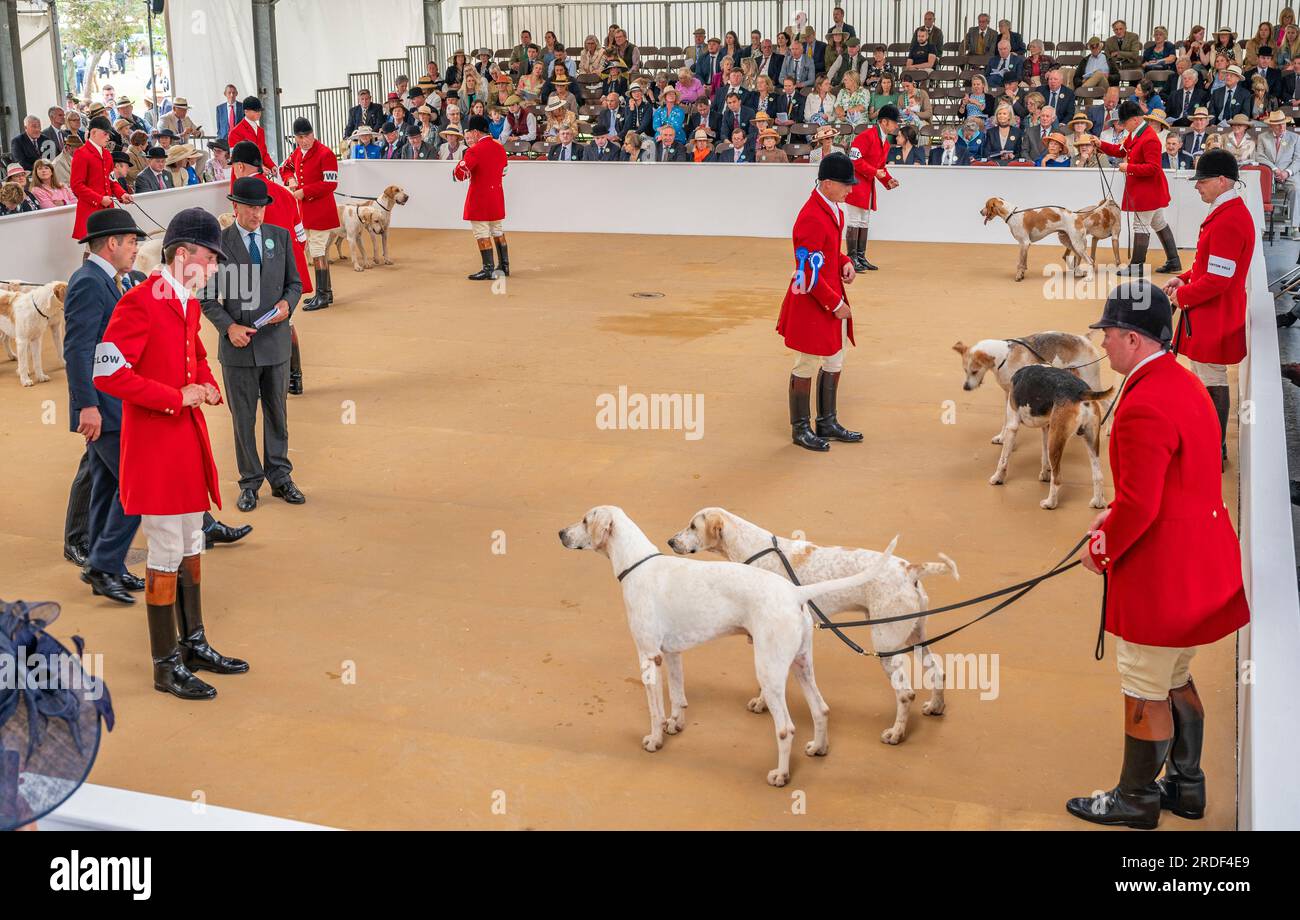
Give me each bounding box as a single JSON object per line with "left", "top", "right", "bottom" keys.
{"left": 94, "top": 208, "right": 250, "bottom": 702}
{"left": 70, "top": 116, "right": 132, "bottom": 240}
{"left": 844, "top": 103, "right": 899, "bottom": 271}
{"left": 1066, "top": 282, "right": 1248, "bottom": 830}
{"left": 225, "top": 95, "right": 276, "bottom": 187}
{"left": 453, "top": 114, "right": 510, "bottom": 280}
{"left": 283, "top": 117, "right": 339, "bottom": 311}
{"left": 1098, "top": 101, "right": 1182, "bottom": 275}
{"left": 1164, "top": 148, "right": 1256, "bottom": 464}
{"left": 775, "top": 151, "right": 860, "bottom": 452}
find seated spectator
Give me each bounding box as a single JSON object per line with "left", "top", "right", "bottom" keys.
{"left": 1168, "top": 67, "right": 1209, "bottom": 124}
{"left": 1066, "top": 110, "right": 1095, "bottom": 146}
{"left": 27, "top": 157, "right": 74, "bottom": 208}
{"left": 1279, "top": 24, "right": 1300, "bottom": 66}
{"left": 739, "top": 55, "right": 760, "bottom": 92}
{"left": 603, "top": 60, "right": 629, "bottom": 97}
{"left": 889, "top": 124, "right": 926, "bottom": 164}
{"left": 350, "top": 125, "right": 382, "bottom": 158}
{"left": 203, "top": 139, "right": 230, "bottom": 183}
{"left": 930, "top": 125, "right": 972, "bottom": 164}
{"left": 1073, "top": 36, "right": 1111, "bottom": 89}
{"left": 166, "top": 144, "right": 201, "bottom": 186}
{"left": 1222, "top": 112, "right": 1256, "bottom": 162}
{"left": 689, "top": 127, "right": 715, "bottom": 161}
{"left": 111, "top": 150, "right": 132, "bottom": 190}
{"left": 804, "top": 75, "right": 837, "bottom": 124}
{"left": 652, "top": 85, "right": 686, "bottom": 137}
{"left": 473, "top": 48, "right": 495, "bottom": 80}
{"left": 518, "top": 61, "right": 547, "bottom": 102}
{"left": 965, "top": 12, "right": 996, "bottom": 55}
{"left": 868, "top": 72, "right": 904, "bottom": 121}
{"left": 755, "top": 127, "right": 788, "bottom": 162}
{"left": 775, "top": 76, "right": 805, "bottom": 124}
{"left": 1017, "top": 90, "right": 1044, "bottom": 127}
{"left": 1207, "top": 51, "right": 1232, "bottom": 90}
{"left": 415, "top": 105, "right": 438, "bottom": 144}
{"left": 780, "top": 40, "right": 815, "bottom": 89}
{"left": 1132, "top": 78, "right": 1164, "bottom": 113}
{"left": 986, "top": 38, "right": 1023, "bottom": 88}
{"left": 1247, "top": 74, "right": 1275, "bottom": 119}
{"left": 652, "top": 124, "right": 687, "bottom": 161}
{"left": 547, "top": 124, "right": 583, "bottom": 160}
{"left": 586, "top": 130, "right": 625, "bottom": 161}
{"left": 444, "top": 104, "right": 466, "bottom": 133}
{"left": 711, "top": 56, "right": 735, "bottom": 97}
{"left": 962, "top": 74, "right": 991, "bottom": 120}
{"left": 1243, "top": 21, "right": 1275, "bottom": 69}
{"left": 626, "top": 84, "right": 654, "bottom": 135}
{"left": 898, "top": 75, "right": 932, "bottom": 127}
{"left": 1037, "top": 132, "right": 1071, "bottom": 166}
{"left": 808, "top": 124, "right": 838, "bottom": 163}
{"left": 594, "top": 91, "right": 630, "bottom": 138}
{"left": 984, "top": 104, "right": 1022, "bottom": 160}
{"left": 712, "top": 67, "right": 750, "bottom": 115}
{"left": 1087, "top": 85, "right": 1122, "bottom": 134}
{"left": 401, "top": 123, "right": 438, "bottom": 159}
{"left": 460, "top": 70, "right": 487, "bottom": 110}
{"left": 541, "top": 31, "right": 564, "bottom": 69}
{"left": 546, "top": 72, "right": 579, "bottom": 113}
{"left": 388, "top": 100, "right": 414, "bottom": 133}
{"left": 998, "top": 76, "right": 1028, "bottom": 120}
{"left": 1098, "top": 115, "right": 1124, "bottom": 161}
{"left": 713, "top": 126, "right": 751, "bottom": 162}
{"left": 608, "top": 27, "right": 640, "bottom": 71}
{"left": 685, "top": 97, "right": 717, "bottom": 139}
{"left": 500, "top": 96, "right": 538, "bottom": 143}
{"left": 438, "top": 125, "right": 465, "bottom": 159}
{"left": 491, "top": 72, "right": 514, "bottom": 109}
{"left": 0, "top": 178, "right": 38, "bottom": 216}
{"left": 487, "top": 103, "right": 507, "bottom": 140}
{"left": 579, "top": 35, "right": 604, "bottom": 75}
{"left": 827, "top": 36, "right": 864, "bottom": 90}
{"left": 1209, "top": 27, "right": 1237, "bottom": 62}
{"left": 1104, "top": 19, "right": 1142, "bottom": 68}
{"left": 1162, "top": 132, "right": 1194, "bottom": 168}
{"left": 623, "top": 129, "right": 651, "bottom": 162}
{"left": 1021, "top": 39, "right": 1056, "bottom": 86}
{"left": 445, "top": 50, "right": 468, "bottom": 93}
{"left": 1039, "top": 68, "right": 1074, "bottom": 122}
{"left": 542, "top": 97, "right": 577, "bottom": 138}
{"left": 1071, "top": 132, "right": 1102, "bottom": 167}
{"left": 996, "top": 19, "right": 1026, "bottom": 55}
{"left": 61, "top": 109, "right": 85, "bottom": 146}
{"left": 54, "top": 132, "right": 80, "bottom": 185}
{"left": 124, "top": 129, "right": 149, "bottom": 185}
{"left": 860, "top": 44, "right": 894, "bottom": 92}
{"left": 1, "top": 162, "right": 39, "bottom": 208}
{"left": 906, "top": 26, "right": 939, "bottom": 72}
{"left": 835, "top": 70, "right": 870, "bottom": 125}
{"left": 752, "top": 75, "right": 778, "bottom": 118}
{"left": 1144, "top": 27, "right": 1179, "bottom": 71}
{"left": 1247, "top": 44, "right": 1282, "bottom": 96}
{"left": 10, "top": 114, "right": 44, "bottom": 171}
{"left": 824, "top": 30, "right": 848, "bottom": 72}
{"left": 718, "top": 91, "right": 755, "bottom": 143}
{"left": 957, "top": 118, "right": 985, "bottom": 159}
{"left": 676, "top": 66, "right": 707, "bottom": 106}
{"left": 1020, "top": 105, "right": 1058, "bottom": 161}
{"left": 134, "top": 145, "right": 172, "bottom": 191}
{"left": 549, "top": 46, "right": 577, "bottom": 81}
{"left": 1210, "top": 64, "right": 1250, "bottom": 123}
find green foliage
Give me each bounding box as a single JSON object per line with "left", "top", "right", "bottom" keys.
{"left": 61, "top": 0, "right": 156, "bottom": 54}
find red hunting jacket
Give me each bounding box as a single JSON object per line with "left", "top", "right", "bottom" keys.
{"left": 227, "top": 118, "right": 275, "bottom": 181}
{"left": 1098, "top": 124, "right": 1170, "bottom": 212}
{"left": 70, "top": 141, "right": 126, "bottom": 240}
{"left": 1089, "top": 353, "right": 1248, "bottom": 647}
{"left": 283, "top": 140, "right": 340, "bottom": 230}
{"left": 1173, "top": 193, "right": 1254, "bottom": 364}
{"left": 93, "top": 270, "right": 223, "bottom": 515}
{"left": 776, "top": 190, "right": 853, "bottom": 356}
{"left": 453, "top": 135, "right": 507, "bottom": 221}
{"left": 845, "top": 125, "right": 891, "bottom": 211}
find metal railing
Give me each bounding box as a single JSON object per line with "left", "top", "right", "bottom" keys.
{"left": 457, "top": 1, "right": 1286, "bottom": 52}
{"left": 280, "top": 103, "right": 316, "bottom": 162}
{"left": 379, "top": 57, "right": 408, "bottom": 92}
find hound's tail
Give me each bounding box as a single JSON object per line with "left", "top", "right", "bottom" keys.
{"left": 1082, "top": 387, "right": 1115, "bottom": 401}
{"left": 792, "top": 535, "right": 899, "bottom": 604}
{"left": 907, "top": 553, "right": 959, "bottom": 584}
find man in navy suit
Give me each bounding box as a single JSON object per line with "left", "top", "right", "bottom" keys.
{"left": 985, "top": 39, "right": 1023, "bottom": 88}
{"left": 928, "top": 127, "right": 972, "bottom": 164}
{"left": 1166, "top": 67, "right": 1208, "bottom": 125}
{"left": 215, "top": 85, "right": 245, "bottom": 140}
{"left": 1209, "top": 66, "right": 1250, "bottom": 125}
{"left": 64, "top": 210, "right": 148, "bottom": 605}
{"left": 1039, "top": 70, "right": 1075, "bottom": 124}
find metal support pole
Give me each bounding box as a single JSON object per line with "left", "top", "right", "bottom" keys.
{"left": 48, "top": 0, "right": 65, "bottom": 103}
{"left": 0, "top": 0, "right": 26, "bottom": 142}
{"left": 145, "top": 0, "right": 157, "bottom": 113}
{"left": 423, "top": 0, "right": 441, "bottom": 49}
{"left": 252, "top": 0, "right": 283, "bottom": 162}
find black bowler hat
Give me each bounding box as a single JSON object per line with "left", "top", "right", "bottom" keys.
{"left": 227, "top": 176, "right": 273, "bottom": 206}
{"left": 88, "top": 115, "right": 114, "bottom": 134}
{"left": 1191, "top": 147, "right": 1239, "bottom": 182}
{"left": 875, "top": 104, "right": 900, "bottom": 123}
{"left": 406, "top": 123, "right": 423, "bottom": 137}
{"left": 817, "top": 151, "right": 858, "bottom": 185}
{"left": 229, "top": 139, "right": 263, "bottom": 167}
{"left": 77, "top": 207, "right": 146, "bottom": 244}
{"left": 209, "top": 138, "right": 229, "bottom": 152}
{"left": 155, "top": 128, "right": 177, "bottom": 140}
{"left": 242, "top": 95, "right": 262, "bottom": 111}
{"left": 1117, "top": 99, "right": 1144, "bottom": 122}
{"left": 145, "top": 145, "right": 166, "bottom": 160}
{"left": 1089, "top": 281, "right": 1174, "bottom": 346}
{"left": 162, "top": 207, "right": 228, "bottom": 262}
{"left": 111, "top": 150, "right": 131, "bottom": 164}
{"left": 466, "top": 114, "right": 491, "bottom": 134}
{"left": 292, "top": 116, "right": 314, "bottom": 135}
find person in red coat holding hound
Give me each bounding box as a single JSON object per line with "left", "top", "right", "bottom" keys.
{"left": 69, "top": 116, "right": 132, "bottom": 241}
{"left": 1098, "top": 101, "right": 1182, "bottom": 276}
{"left": 776, "top": 152, "right": 860, "bottom": 451}
{"left": 454, "top": 114, "right": 510, "bottom": 280}
{"left": 844, "top": 104, "right": 899, "bottom": 271}
{"left": 1067, "top": 282, "right": 1249, "bottom": 829}
{"left": 94, "top": 208, "right": 250, "bottom": 701}
{"left": 284, "top": 117, "right": 339, "bottom": 310}
{"left": 1163, "top": 149, "right": 1255, "bottom": 465}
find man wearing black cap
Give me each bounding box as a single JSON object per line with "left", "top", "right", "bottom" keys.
{"left": 1099, "top": 100, "right": 1181, "bottom": 275}
{"left": 400, "top": 122, "right": 437, "bottom": 159}
{"left": 201, "top": 177, "right": 304, "bottom": 513}
{"left": 844, "top": 103, "right": 899, "bottom": 271}
{"left": 227, "top": 97, "right": 274, "bottom": 175}
{"left": 94, "top": 207, "right": 249, "bottom": 701}
{"left": 133, "top": 145, "right": 173, "bottom": 193}
{"left": 1163, "top": 148, "right": 1255, "bottom": 463}
{"left": 776, "top": 152, "right": 860, "bottom": 451}
{"left": 64, "top": 209, "right": 149, "bottom": 605}
{"left": 1067, "top": 281, "right": 1248, "bottom": 828}
{"left": 284, "top": 117, "right": 340, "bottom": 310}
{"left": 454, "top": 114, "right": 510, "bottom": 279}
{"left": 69, "top": 115, "right": 132, "bottom": 241}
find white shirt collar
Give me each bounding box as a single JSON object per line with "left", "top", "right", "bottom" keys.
{"left": 86, "top": 252, "right": 117, "bottom": 281}
{"left": 1209, "top": 187, "right": 1239, "bottom": 214}
{"left": 815, "top": 187, "right": 841, "bottom": 221}
{"left": 158, "top": 266, "right": 191, "bottom": 307}
{"left": 1129, "top": 348, "right": 1168, "bottom": 377}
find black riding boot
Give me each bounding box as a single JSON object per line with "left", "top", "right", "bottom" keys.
{"left": 1157, "top": 678, "right": 1206, "bottom": 819}
{"left": 177, "top": 555, "right": 249, "bottom": 675}
{"left": 302, "top": 268, "right": 330, "bottom": 310}
{"left": 320, "top": 264, "right": 334, "bottom": 305}
{"left": 859, "top": 228, "right": 878, "bottom": 270}
{"left": 146, "top": 569, "right": 216, "bottom": 701}
{"left": 846, "top": 227, "right": 865, "bottom": 272}
{"left": 288, "top": 335, "right": 303, "bottom": 395}
{"left": 815, "top": 370, "right": 863, "bottom": 442}
{"left": 1117, "top": 232, "right": 1150, "bottom": 277}
{"left": 1066, "top": 695, "right": 1172, "bottom": 829}
{"left": 789, "top": 375, "right": 830, "bottom": 451}
{"left": 1153, "top": 225, "right": 1182, "bottom": 273}
{"left": 468, "top": 245, "right": 495, "bottom": 280}
{"left": 494, "top": 239, "right": 510, "bottom": 277}
{"left": 1207, "top": 385, "right": 1230, "bottom": 467}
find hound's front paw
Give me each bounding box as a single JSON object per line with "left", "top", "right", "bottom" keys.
{"left": 642, "top": 733, "right": 664, "bottom": 752}
{"left": 1090, "top": 495, "right": 1107, "bottom": 509}
{"left": 767, "top": 769, "right": 790, "bottom": 787}
{"left": 382, "top": 257, "right": 393, "bottom": 265}
{"left": 20, "top": 377, "right": 34, "bottom": 387}
{"left": 1039, "top": 497, "right": 1058, "bottom": 510}
{"left": 664, "top": 712, "right": 685, "bottom": 735}
{"left": 804, "top": 739, "right": 828, "bottom": 757}
{"left": 880, "top": 726, "right": 904, "bottom": 745}
{"left": 1039, "top": 468, "right": 1051, "bottom": 482}
{"left": 991, "top": 433, "right": 1004, "bottom": 444}
{"left": 1014, "top": 271, "right": 1026, "bottom": 282}
{"left": 988, "top": 472, "right": 1005, "bottom": 486}
{"left": 922, "top": 699, "right": 945, "bottom": 716}
{"left": 747, "top": 695, "right": 767, "bottom": 713}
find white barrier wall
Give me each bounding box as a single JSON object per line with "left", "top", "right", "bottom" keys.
{"left": 0, "top": 183, "right": 229, "bottom": 284}
{"left": 338, "top": 159, "right": 1218, "bottom": 245}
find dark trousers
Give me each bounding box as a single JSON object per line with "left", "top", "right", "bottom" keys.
{"left": 221, "top": 360, "right": 291, "bottom": 491}
{"left": 85, "top": 431, "right": 141, "bottom": 574}
{"left": 64, "top": 448, "right": 92, "bottom": 546}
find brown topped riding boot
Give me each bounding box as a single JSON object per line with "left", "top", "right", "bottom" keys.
{"left": 789, "top": 374, "right": 829, "bottom": 451}
{"left": 1066, "top": 694, "right": 1172, "bottom": 829}
{"left": 177, "top": 555, "right": 249, "bottom": 675}
{"left": 1157, "top": 677, "right": 1206, "bottom": 819}
{"left": 815, "top": 369, "right": 863, "bottom": 442}
{"left": 146, "top": 569, "right": 216, "bottom": 701}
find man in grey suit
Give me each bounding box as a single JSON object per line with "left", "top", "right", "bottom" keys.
{"left": 201, "top": 177, "right": 304, "bottom": 512}
{"left": 133, "top": 146, "right": 173, "bottom": 193}
{"left": 1256, "top": 110, "right": 1300, "bottom": 240}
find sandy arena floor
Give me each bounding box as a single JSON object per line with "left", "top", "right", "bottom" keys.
{"left": 0, "top": 231, "right": 1238, "bottom": 829}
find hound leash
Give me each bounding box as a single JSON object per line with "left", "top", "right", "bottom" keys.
{"left": 743, "top": 537, "right": 867, "bottom": 655}
{"left": 122, "top": 197, "right": 167, "bottom": 232}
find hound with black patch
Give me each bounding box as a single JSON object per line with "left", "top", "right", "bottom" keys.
{"left": 989, "top": 365, "right": 1113, "bottom": 510}
{"left": 981, "top": 196, "right": 1094, "bottom": 282}
{"left": 559, "top": 505, "right": 896, "bottom": 786}
{"left": 667, "top": 507, "right": 957, "bottom": 745}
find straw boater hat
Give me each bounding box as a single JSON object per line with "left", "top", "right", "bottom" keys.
{"left": 1228, "top": 112, "right": 1252, "bottom": 126}
{"left": 165, "top": 143, "right": 197, "bottom": 166}
{"left": 660, "top": 85, "right": 679, "bottom": 101}
{"left": 1267, "top": 110, "right": 1294, "bottom": 125}
{"left": 348, "top": 126, "right": 376, "bottom": 142}
{"left": 1214, "top": 27, "right": 1237, "bottom": 39}
{"left": 116, "top": 95, "right": 133, "bottom": 107}
{"left": 545, "top": 96, "right": 566, "bottom": 112}
{"left": 449, "top": 49, "right": 466, "bottom": 61}
{"left": 603, "top": 59, "right": 628, "bottom": 74}
{"left": 1144, "top": 108, "right": 1171, "bottom": 130}
{"left": 753, "top": 110, "right": 772, "bottom": 122}
{"left": 693, "top": 127, "right": 713, "bottom": 143}
{"left": 1068, "top": 110, "right": 1093, "bottom": 129}
{"left": 814, "top": 124, "right": 837, "bottom": 141}
{"left": 1046, "top": 132, "right": 1069, "bottom": 149}
{"left": 1225, "top": 64, "right": 1244, "bottom": 78}
{"left": 439, "top": 125, "right": 464, "bottom": 141}
{"left": 416, "top": 104, "right": 433, "bottom": 116}
{"left": 550, "top": 72, "right": 570, "bottom": 86}
{"left": 1190, "top": 105, "right": 1211, "bottom": 120}
{"left": 1074, "top": 134, "right": 1096, "bottom": 147}
{"left": 758, "top": 127, "right": 779, "bottom": 140}
{"left": 172, "top": 96, "right": 189, "bottom": 107}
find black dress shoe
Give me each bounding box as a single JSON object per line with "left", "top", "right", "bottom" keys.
{"left": 237, "top": 488, "right": 258, "bottom": 512}
{"left": 120, "top": 572, "right": 145, "bottom": 592}
{"left": 204, "top": 519, "right": 252, "bottom": 548}
{"left": 84, "top": 568, "right": 135, "bottom": 605}
{"left": 467, "top": 267, "right": 495, "bottom": 281}
{"left": 270, "top": 480, "right": 306, "bottom": 504}
{"left": 63, "top": 542, "right": 88, "bottom": 567}
{"left": 1278, "top": 311, "right": 1299, "bottom": 329}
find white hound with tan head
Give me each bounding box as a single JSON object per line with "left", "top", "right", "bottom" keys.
{"left": 560, "top": 505, "right": 896, "bottom": 786}
{"left": 981, "top": 196, "right": 1094, "bottom": 282}
{"left": 0, "top": 281, "right": 68, "bottom": 386}
{"left": 330, "top": 184, "right": 410, "bottom": 272}
{"left": 668, "top": 507, "right": 956, "bottom": 745}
